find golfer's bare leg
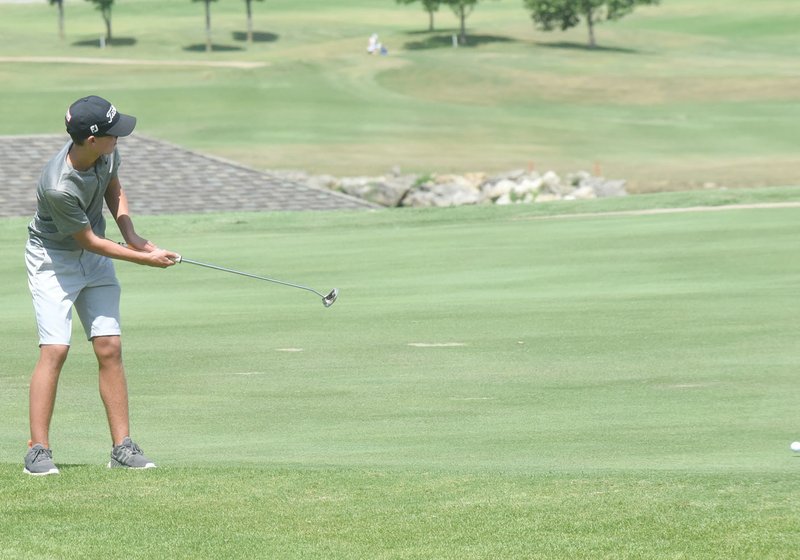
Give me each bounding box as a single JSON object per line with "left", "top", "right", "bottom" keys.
{"left": 93, "top": 335, "right": 130, "bottom": 446}
{"left": 29, "top": 344, "right": 69, "bottom": 448}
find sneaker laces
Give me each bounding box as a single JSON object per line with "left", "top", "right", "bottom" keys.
{"left": 116, "top": 438, "right": 144, "bottom": 458}
{"left": 129, "top": 441, "right": 144, "bottom": 455}
{"left": 30, "top": 446, "right": 53, "bottom": 463}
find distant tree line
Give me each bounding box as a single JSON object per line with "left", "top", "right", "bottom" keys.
{"left": 398, "top": 0, "right": 659, "bottom": 47}
{"left": 47, "top": 0, "right": 659, "bottom": 50}
{"left": 48, "top": 0, "right": 265, "bottom": 50}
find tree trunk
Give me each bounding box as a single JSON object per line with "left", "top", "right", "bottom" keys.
{"left": 246, "top": 0, "right": 253, "bottom": 44}
{"left": 428, "top": 9, "right": 434, "bottom": 32}
{"left": 458, "top": 6, "right": 466, "bottom": 45}
{"left": 586, "top": 8, "right": 596, "bottom": 48}
{"left": 205, "top": 0, "right": 212, "bottom": 52}
{"left": 57, "top": 1, "right": 64, "bottom": 41}
{"left": 102, "top": 6, "right": 112, "bottom": 44}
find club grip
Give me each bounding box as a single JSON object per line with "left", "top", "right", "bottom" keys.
{"left": 117, "top": 241, "right": 182, "bottom": 263}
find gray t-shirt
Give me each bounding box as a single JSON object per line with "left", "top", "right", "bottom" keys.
{"left": 28, "top": 141, "right": 120, "bottom": 251}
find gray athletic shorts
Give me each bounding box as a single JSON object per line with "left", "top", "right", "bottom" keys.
{"left": 25, "top": 241, "right": 122, "bottom": 346}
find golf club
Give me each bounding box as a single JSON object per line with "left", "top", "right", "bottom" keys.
{"left": 174, "top": 255, "right": 338, "bottom": 308}
{"left": 117, "top": 242, "right": 337, "bottom": 307}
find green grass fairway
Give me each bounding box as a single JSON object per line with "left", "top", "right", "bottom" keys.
{"left": 0, "top": 0, "right": 799, "bottom": 189}
{"left": 1, "top": 200, "right": 798, "bottom": 558}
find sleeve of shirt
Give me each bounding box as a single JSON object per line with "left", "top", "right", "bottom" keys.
{"left": 42, "top": 188, "right": 90, "bottom": 236}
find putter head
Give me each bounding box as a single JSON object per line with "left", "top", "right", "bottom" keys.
{"left": 322, "top": 288, "right": 338, "bottom": 308}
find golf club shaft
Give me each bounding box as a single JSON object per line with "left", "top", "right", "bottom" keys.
{"left": 177, "top": 256, "right": 327, "bottom": 299}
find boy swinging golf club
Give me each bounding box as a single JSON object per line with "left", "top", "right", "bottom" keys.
{"left": 24, "top": 96, "right": 338, "bottom": 475}
{"left": 24, "top": 95, "right": 179, "bottom": 475}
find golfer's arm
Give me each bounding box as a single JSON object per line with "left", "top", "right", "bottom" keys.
{"left": 72, "top": 226, "right": 152, "bottom": 265}
{"left": 104, "top": 177, "right": 137, "bottom": 242}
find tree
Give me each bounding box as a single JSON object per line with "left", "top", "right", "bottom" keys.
{"left": 448, "top": 0, "right": 472, "bottom": 44}
{"left": 443, "top": 0, "right": 495, "bottom": 45}
{"left": 85, "top": 0, "right": 113, "bottom": 44}
{"left": 243, "top": 0, "right": 264, "bottom": 44}
{"left": 193, "top": 0, "right": 218, "bottom": 53}
{"left": 523, "top": 0, "right": 659, "bottom": 48}
{"left": 49, "top": 0, "right": 65, "bottom": 41}
{"left": 396, "top": 0, "right": 441, "bottom": 32}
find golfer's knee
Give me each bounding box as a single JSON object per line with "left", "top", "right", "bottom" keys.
{"left": 92, "top": 335, "right": 122, "bottom": 365}
{"left": 39, "top": 344, "right": 69, "bottom": 367}
{"left": 38, "top": 344, "right": 70, "bottom": 370}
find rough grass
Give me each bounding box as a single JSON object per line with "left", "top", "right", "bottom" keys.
{"left": 0, "top": 467, "right": 795, "bottom": 559}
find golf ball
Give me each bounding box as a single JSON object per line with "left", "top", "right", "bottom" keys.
{"left": 791, "top": 442, "right": 800, "bottom": 453}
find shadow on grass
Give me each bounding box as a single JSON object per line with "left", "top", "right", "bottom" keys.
{"left": 72, "top": 37, "right": 137, "bottom": 48}
{"left": 183, "top": 44, "right": 244, "bottom": 53}
{"left": 534, "top": 41, "right": 640, "bottom": 54}
{"left": 50, "top": 464, "right": 161, "bottom": 473}
{"left": 405, "top": 33, "right": 515, "bottom": 50}
{"left": 404, "top": 27, "right": 460, "bottom": 36}
{"left": 231, "top": 30, "right": 279, "bottom": 43}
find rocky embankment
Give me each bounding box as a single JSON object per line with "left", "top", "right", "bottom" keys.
{"left": 272, "top": 168, "right": 628, "bottom": 208}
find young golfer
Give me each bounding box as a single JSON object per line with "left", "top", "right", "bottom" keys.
{"left": 24, "top": 95, "right": 178, "bottom": 475}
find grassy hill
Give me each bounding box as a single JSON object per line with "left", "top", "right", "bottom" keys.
{"left": 0, "top": 0, "right": 798, "bottom": 190}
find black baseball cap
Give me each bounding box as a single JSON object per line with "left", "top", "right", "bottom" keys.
{"left": 65, "top": 95, "right": 137, "bottom": 138}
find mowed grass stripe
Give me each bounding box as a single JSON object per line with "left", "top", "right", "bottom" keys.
{"left": 0, "top": 204, "right": 797, "bottom": 469}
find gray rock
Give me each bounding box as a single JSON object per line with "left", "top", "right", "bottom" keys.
{"left": 402, "top": 182, "right": 481, "bottom": 208}
{"left": 279, "top": 166, "right": 629, "bottom": 208}
{"left": 593, "top": 179, "right": 628, "bottom": 198}
{"left": 482, "top": 179, "right": 516, "bottom": 201}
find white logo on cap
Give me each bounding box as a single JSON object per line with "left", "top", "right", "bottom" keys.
{"left": 106, "top": 105, "right": 117, "bottom": 123}
{"left": 66, "top": 109, "right": 72, "bottom": 122}
{"left": 90, "top": 124, "right": 99, "bottom": 133}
